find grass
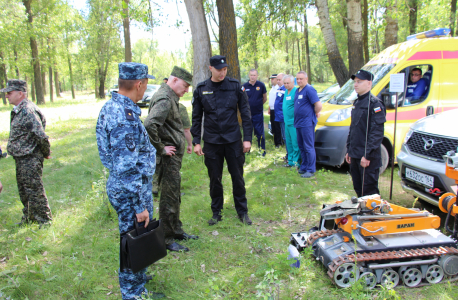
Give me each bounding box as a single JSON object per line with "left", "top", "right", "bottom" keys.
{"left": 0, "top": 92, "right": 457, "bottom": 299}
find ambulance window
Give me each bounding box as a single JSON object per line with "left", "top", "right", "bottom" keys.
{"left": 403, "top": 65, "right": 432, "bottom": 106}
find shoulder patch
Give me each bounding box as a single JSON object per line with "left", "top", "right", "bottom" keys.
{"left": 125, "top": 108, "right": 135, "bottom": 121}
{"left": 196, "top": 81, "right": 206, "bottom": 87}
{"left": 241, "top": 86, "right": 245, "bottom": 92}
{"left": 125, "top": 133, "right": 136, "bottom": 151}
{"left": 374, "top": 107, "right": 382, "bottom": 113}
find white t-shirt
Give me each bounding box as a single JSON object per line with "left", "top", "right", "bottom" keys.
{"left": 268, "top": 84, "right": 279, "bottom": 109}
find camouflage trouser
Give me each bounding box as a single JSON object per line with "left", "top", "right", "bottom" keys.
{"left": 158, "top": 154, "right": 184, "bottom": 245}
{"left": 106, "top": 175, "right": 154, "bottom": 300}
{"left": 14, "top": 153, "right": 52, "bottom": 222}
{"left": 152, "top": 158, "right": 162, "bottom": 194}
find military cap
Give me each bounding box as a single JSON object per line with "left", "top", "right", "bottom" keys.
{"left": 1, "top": 79, "right": 27, "bottom": 93}
{"left": 269, "top": 74, "right": 278, "bottom": 79}
{"left": 210, "top": 55, "right": 228, "bottom": 69}
{"left": 351, "top": 70, "right": 374, "bottom": 81}
{"left": 118, "top": 62, "right": 156, "bottom": 80}
{"left": 163, "top": 77, "right": 168, "bottom": 80}
{"left": 171, "top": 66, "right": 193, "bottom": 85}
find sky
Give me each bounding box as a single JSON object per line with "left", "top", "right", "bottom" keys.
{"left": 68, "top": 0, "right": 318, "bottom": 53}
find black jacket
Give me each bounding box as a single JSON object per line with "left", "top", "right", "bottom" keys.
{"left": 346, "top": 91, "right": 386, "bottom": 165}
{"left": 191, "top": 77, "right": 252, "bottom": 145}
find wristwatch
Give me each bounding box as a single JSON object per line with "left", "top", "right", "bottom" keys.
{"left": 192, "top": 143, "right": 199, "bottom": 146}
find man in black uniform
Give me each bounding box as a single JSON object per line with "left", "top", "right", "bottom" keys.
{"left": 345, "top": 70, "right": 386, "bottom": 197}
{"left": 191, "top": 55, "right": 253, "bottom": 225}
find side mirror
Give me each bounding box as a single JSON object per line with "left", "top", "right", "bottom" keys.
{"left": 381, "top": 92, "right": 396, "bottom": 109}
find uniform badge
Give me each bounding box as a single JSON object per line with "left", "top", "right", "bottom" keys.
{"left": 256, "top": 87, "right": 260, "bottom": 91}
{"left": 203, "top": 91, "right": 213, "bottom": 95}
{"left": 298, "top": 95, "right": 303, "bottom": 99}
{"left": 221, "top": 59, "right": 224, "bottom": 63}
{"left": 125, "top": 108, "right": 135, "bottom": 121}
{"left": 374, "top": 107, "right": 381, "bottom": 113}
{"left": 125, "top": 133, "right": 136, "bottom": 152}
{"left": 241, "top": 86, "right": 245, "bottom": 92}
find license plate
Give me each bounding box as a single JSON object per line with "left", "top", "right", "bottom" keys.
{"left": 405, "top": 168, "right": 434, "bottom": 188}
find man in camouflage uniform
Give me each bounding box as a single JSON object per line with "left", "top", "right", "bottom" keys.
{"left": 152, "top": 102, "right": 192, "bottom": 195}
{"left": 2, "top": 79, "right": 52, "bottom": 226}
{"left": 96, "top": 63, "right": 164, "bottom": 300}
{"left": 145, "top": 66, "right": 198, "bottom": 252}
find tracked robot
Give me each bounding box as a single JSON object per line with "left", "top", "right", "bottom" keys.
{"left": 290, "top": 151, "right": 458, "bottom": 289}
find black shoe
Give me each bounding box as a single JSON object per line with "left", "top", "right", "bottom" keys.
{"left": 166, "top": 242, "right": 189, "bottom": 252}
{"left": 283, "top": 164, "right": 293, "bottom": 167}
{"left": 300, "top": 172, "right": 315, "bottom": 178}
{"left": 208, "top": 214, "right": 222, "bottom": 226}
{"left": 152, "top": 191, "right": 159, "bottom": 196}
{"left": 148, "top": 291, "right": 165, "bottom": 299}
{"left": 175, "top": 232, "right": 199, "bottom": 241}
{"left": 298, "top": 170, "right": 306, "bottom": 174}
{"left": 275, "top": 145, "right": 280, "bottom": 149}
{"left": 238, "top": 214, "right": 252, "bottom": 225}
{"left": 262, "top": 151, "right": 266, "bottom": 157}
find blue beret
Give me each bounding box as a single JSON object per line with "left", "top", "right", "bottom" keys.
{"left": 118, "top": 62, "right": 156, "bottom": 80}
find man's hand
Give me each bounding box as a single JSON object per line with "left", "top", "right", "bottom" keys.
{"left": 164, "top": 146, "right": 176, "bottom": 156}
{"left": 316, "top": 112, "right": 320, "bottom": 118}
{"left": 0, "top": 180, "right": 3, "bottom": 194}
{"left": 194, "top": 144, "right": 204, "bottom": 156}
{"left": 243, "top": 141, "right": 251, "bottom": 153}
{"left": 345, "top": 153, "right": 351, "bottom": 164}
{"left": 268, "top": 107, "right": 270, "bottom": 115}
{"left": 361, "top": 156, "right": 370, "bottom": 168}
{"left": 45, "top": 151, "right": 52, "bottom": 159}
{"left": 136, "top": 209, "right": 150, "bottom": 228}
{"left": 186, "top": 145, "right": 192, "bottom": 154}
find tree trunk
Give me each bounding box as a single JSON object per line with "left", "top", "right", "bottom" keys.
{"left": 13, "top": 47, "right": 20, "bottom": 77}
{"left": 95, "top": 69, "right": 98, "bottom": 99}
{"left": 316, "top": 0, "right": 349, "bottom": 87}
{"left": 304, "top": 13, "right": 312, "bottom": 83}
{"left": 216, "top": 0, "right": 241, "bottom": 82}
{"left": 122, "top": 0, "right": 132, "bottom": 62}
{"left": 346, "top": 0, "right": 365, "bottom": 76}
{"left": 31, "top": 77, "right": 36, "bottom": 102}
{"left": 295, "top": 22, "right": 301, "bottom": 72}
{"left": 184, "top": 0, "right": 212, "bottom": 88}
{"left": 67, "top": 53, "right": 75, "bottom": 99}
{"left": 362, "top": 0, "right": 369, "bottom": 63}
{"left": 99, "top": 67, "right": 106, "bottom": 98}
{"left": 409, "top": 0, "right": 417, "bottom": 35}
{"left": 54, "top": 70, "right": 61, "bottom": 97}
{"left": 451, "top": 0, "right": 457, "bottom": 37}
{"left": 285, "top": 39, "right": 290, "bottom": 74}
{"left": 0, "top": 51, "right": 6, "bottom": 105}
{"left": 41, "top": 69, "right": 46, "bottom": 95}
{"left": 23, "top": 0, "right": 45, "bottom": 104}
{"left": 384, "top": 5, "right": 398, "bottom": 48}
{"left": 291, "top": 39, "right": 295, "bottom": 74}
{"left": 49, "top": 66, "right": 53, "bottom": 102}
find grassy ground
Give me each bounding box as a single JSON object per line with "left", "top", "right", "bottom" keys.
{"left": 0, "top": 92, "right": 457, "bottom": 299}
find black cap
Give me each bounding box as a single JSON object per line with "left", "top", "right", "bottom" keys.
{"left": 269, "top": 74, "right": 277, "bottom": 79}
{"left": 163, "top": 77, "right": 168, "bottom": 80}
{"left": 351, "top": 70, "right": 374, "bottom": 81}
{"left": 210, "top": 55, "right": 228, "bottom": 69}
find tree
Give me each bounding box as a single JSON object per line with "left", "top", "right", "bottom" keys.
{"left": 409, "top": 0, "right": 418, "bottom": 35}
{"left": 316, "top": 0, "right": 349, "bottom": 87}
{"left": 22, "top": 0, "right": 45, "bottom": 104}
{"left": 384, "top": 3, "right": 398, "bottom": 48}
{"left": 122, "top": 0, "right": 132, "bottom": 62}
{"left": 216, "top": 0, "right": 241, "bottom": 82}
{"left": 184, "top": 0, "right": 212, "bottom": 88}
{"left": 362, "top": 0, "right": 369, "bottom": 63}
{"left": 451, "top": 0, "right": 457, "bottom": 37}
{"left": 304, "top": 12, "right": 312, "bottom": 83}
{"left": 346, "top": 0, "right": 365, "bottom": 75}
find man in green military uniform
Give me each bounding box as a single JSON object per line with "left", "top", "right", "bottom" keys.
{"left": 2, "top": 79, "right": 52, "bottom": 226}
{"left": 145, "top": 66, "right": 198, "bottom": 252}
{"left": 152, "top": 103, "right": 192, "bottom": 195}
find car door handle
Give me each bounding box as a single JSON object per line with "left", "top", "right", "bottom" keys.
{"left": 426, "top": 106, "right": 434, "bottom": 116}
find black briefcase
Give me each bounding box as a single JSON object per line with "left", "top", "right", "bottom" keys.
{"left": 120, "top": 218, "right": 167, "bottom": 273}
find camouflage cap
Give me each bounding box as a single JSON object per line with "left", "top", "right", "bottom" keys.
{"left": 1, "top": 79, "right": 27, "bottom": 93}
{"left": 118, "top": 62, "right": 156, "bottom": 80}
{"left": 171, "top": 66, "right": 193, "bottom": 85}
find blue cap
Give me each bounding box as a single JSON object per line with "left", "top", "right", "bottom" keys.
{"left": 118, "top": 62, "right": 156, "bottom": 80}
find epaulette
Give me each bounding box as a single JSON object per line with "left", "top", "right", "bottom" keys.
{"left": 227, "top": 77, "right": 240, "bottom": 83}
{"left": 196, "top": 81, "right": 206, "bottom": 88}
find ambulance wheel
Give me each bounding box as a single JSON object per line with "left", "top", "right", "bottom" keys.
{"left": 380, "top": 144, "right": 389, "bottom": 174}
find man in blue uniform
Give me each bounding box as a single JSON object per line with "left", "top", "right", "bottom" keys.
{"left": 405, "top": 67, "right": 427, "bottom": 103}
{"left": 294, "top": 71, "right": 322, "bottom": 178}
{"left": 273, "top": 73, "right": 286, "bottom": 148}
{"left": 345, "top": 70, "right": 386, "bottom": 197}
{"left": 96, "top": 62, "right": 164, "bottom": 300}
{"left": 192, "top": 55, "right": 253, "bottom": 226}
{"left": 243, "top": 69, "right": 267, "bottom": 156}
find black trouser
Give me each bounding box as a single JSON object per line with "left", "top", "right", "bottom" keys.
{"left": 350, "top": 157, "right": 381, "bottom": 197}
{"left": 270, "top": 109, "right": 282, "bottom": 146}
{"left": 203, "top": 140, "right": 248, "bottom": 216}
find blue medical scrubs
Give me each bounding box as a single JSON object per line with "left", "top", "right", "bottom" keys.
{"left": 243, "top": 80, "right": 267, "bottom": 151}
{"left": 294, "top": 84, "right": 319, "bottom": 173}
